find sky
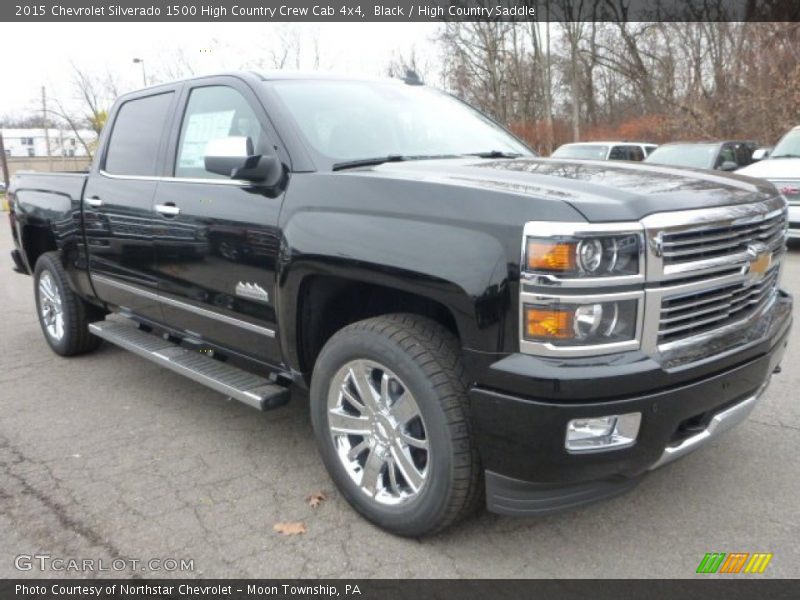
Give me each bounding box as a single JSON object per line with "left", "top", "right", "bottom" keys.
{"left": 0, "top": 22, "right": 442, "bottom": 118}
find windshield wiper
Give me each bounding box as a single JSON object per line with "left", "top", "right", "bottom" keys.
{"left": 332, "top": 155, "right": 407, "bottom": 171}
{"left": 332, "top": 154, "right": 464, "bottom": 171}
{"left": 770, "top": 154, "right": 800, "bottom": 159}
{"left": 464, "top": 150, "right": 523, "bottom": 159}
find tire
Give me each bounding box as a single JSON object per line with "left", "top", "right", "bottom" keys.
{"left": 33, "top": 252, "right": 103, "bottom": 356}
{"left": 310, "top": 314, "right": 482, "bottom": 536}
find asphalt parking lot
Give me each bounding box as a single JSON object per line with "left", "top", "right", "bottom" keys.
{"left": 1, "top": 222, "right": 798, "bottom": 579}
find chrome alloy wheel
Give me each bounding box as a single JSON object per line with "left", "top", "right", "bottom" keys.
{"left": 38, "top": 271, "right": 65, "bottom": 341}
{"left": 327, "top": 359, "right": 429, "bottom": 505}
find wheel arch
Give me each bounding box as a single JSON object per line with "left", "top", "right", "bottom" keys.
{"left": 288, "top": 272, "right": 466, "bottom": 386}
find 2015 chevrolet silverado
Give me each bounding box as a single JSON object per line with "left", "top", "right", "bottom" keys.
{"left": 7, "top": 72, "right": 792, "bottom": 536}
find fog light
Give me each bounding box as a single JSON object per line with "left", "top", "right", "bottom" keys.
{"left": 565, "top": 412, "right": 641, "bottom": 453}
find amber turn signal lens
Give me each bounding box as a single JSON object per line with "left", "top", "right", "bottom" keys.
{"left": 525, "top": 307, "right": 574, "bottom": 340}
{"left": 526, "top": 240, "right": 576, "bottom": 272}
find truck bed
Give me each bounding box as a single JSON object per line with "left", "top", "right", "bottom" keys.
{"left": 11, "top": 171, "right": 88, "bottom": 203}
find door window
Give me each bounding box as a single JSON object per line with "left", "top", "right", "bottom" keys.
{"left": 175, "top": 86, "right": 267, "bottom": 179}
{"left": 716, "top": 145, "right": 736, "bottom": 168}
{"left": 104, "top": 92, "right": 174, "bottom": 176}
{"left": 627, "top": 146, "right": 645, "bottom": 161}
{"left": 609, "top": 145, "right": 644, "bottom": 161}
{"left": 608, "top": 146, "right": 625, "bottom": 160}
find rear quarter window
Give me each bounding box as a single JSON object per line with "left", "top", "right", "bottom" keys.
{"left": 104, "top": 92, "right": 174, "bottom": 176}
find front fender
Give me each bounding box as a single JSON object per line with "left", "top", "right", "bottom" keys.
{"left": 275, "top": 171, "right": 588, "bottom": 373}
{"left": 277, "top": 209, "right": 512, "bottom": 367}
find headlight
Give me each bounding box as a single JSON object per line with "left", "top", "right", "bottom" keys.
{"left": 523, "top": 299, "right": 637, "bottom": 346}
{"left": 525, "top": 234, "right": 640, "bottom": 277}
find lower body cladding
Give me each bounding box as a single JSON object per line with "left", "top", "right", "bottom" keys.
{"left": 470, "top": 294, "right": 792, "bottom": 517}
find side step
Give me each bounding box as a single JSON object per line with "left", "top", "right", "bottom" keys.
{"left": 89, "top": 321, "right": 291, "bottom": 410}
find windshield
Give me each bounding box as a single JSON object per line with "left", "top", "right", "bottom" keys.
{"left": 645, "top": 144, "right": 718, "bottom": 169}
{"left": 771, "top": 129, "right": 800, "bottom": 158}
{"left": 551, "top": 144, "right": 609, "bottom": 160}
{"left": 267, "top": 80, "right": 531, "bottom": 163}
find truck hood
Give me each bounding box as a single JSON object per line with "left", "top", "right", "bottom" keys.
{"left": 359, "top": 157, "right": 777, "bottom": 222}
{"left": 736, "top": 158, "right": 800, "bottom": 179}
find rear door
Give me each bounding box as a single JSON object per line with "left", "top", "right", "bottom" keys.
{"left": 84, "top": 89, "right": 177, "bottom": 323}
{"left": 150, "top": 77, "right": 285, "bottom": 366}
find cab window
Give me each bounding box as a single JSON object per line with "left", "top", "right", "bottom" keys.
{"left": 105, "top": 92, "right": 174, "bottom": 176}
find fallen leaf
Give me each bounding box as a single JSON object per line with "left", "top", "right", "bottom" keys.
{"left": 306, "top": 491, "right": 327, "bottom": 508}
{"left": 273, "top": 521, "right": 307, "bottom": 536}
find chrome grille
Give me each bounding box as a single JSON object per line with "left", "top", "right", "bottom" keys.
{"left": 658, "top": 265, "right": 780, "bottom": 343}
{"left": 660, "top": 210, "right": 786, "bottom": 264}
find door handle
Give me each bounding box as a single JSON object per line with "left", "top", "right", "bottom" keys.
{"left": 155, "top": 204, "right": 181, "bottom": 216}
{"left": 85, "top": 196, "right": 103, "bottom": 207}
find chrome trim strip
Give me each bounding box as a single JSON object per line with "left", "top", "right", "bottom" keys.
{"left": 100, "top": 170, "right": 249, "bottom": 186}
{"left": 649, "top": 378, "right": 770, "bottom": 471}
{"left": 91, "top": 274, "right": 276, "bottom": 338}
{"left": 519, "top": 289, "right": 644, "bottom": 357}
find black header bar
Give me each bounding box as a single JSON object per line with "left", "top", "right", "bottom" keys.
{"left": 3, "top": 0, "right": 800, "bottom": 22}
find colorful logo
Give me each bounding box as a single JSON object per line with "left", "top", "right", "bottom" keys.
{"left": 696, "top": 552, "right": 773, "bottom": 574}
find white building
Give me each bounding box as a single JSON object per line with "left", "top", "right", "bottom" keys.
{"left": 1, "top": 128, "right": 97, "bottom": 158}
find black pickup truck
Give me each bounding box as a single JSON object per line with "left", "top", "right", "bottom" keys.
{"left": 7, "top": 72, "right": 792, "bottom": 536}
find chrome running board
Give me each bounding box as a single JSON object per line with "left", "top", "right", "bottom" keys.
{"left": 89, "top": 320, "right": 290, "bottom": 411}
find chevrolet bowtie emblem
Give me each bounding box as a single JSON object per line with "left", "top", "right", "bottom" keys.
{"left": 744, "top": 243, "right": 771, "bottom": 284}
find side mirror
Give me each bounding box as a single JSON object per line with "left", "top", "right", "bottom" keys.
{"left": 751, "top": 148, "right": 770, "bottom": 161}
{"left": 204, "top": 136, "right": 283, "bottom": 186}
{"left": 719, "top": 161, "right": 738, "bottom": 171}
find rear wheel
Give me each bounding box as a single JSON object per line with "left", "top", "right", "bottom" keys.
{"left": 310, "top": 314, "right": 482, "bottom": 536}
{"left": 34, "top": 252, "right": 103, "bottom": 356}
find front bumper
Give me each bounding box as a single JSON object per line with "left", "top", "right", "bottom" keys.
{"left": 471, "top": 292, "right": 791, "bottom": 516}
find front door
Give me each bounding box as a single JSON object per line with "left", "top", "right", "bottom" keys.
{"left": 150, "top": 80, "right": 285, "bottom": 366}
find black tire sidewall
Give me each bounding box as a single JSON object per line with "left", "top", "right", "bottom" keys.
{"left": 310, "top": 325, "right": 459, "bottom": 536}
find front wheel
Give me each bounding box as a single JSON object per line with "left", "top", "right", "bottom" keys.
{"left": 310, "top": 314, "right": 482, "bottom": 536}
{"left": 34, "top": 252, "right": 103, "bottom": 356}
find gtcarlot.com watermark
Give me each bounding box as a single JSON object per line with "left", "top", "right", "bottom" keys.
{"left": 14, "top": 553, "right": 194, "bottom": 573}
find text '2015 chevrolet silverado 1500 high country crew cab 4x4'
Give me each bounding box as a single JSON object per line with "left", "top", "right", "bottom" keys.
{"left": 7, "top": 72, "right": 792, "bottom": 536}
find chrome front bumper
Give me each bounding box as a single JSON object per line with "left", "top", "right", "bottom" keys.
{"left": 649, "top": 378, "right": 770, "bottom": 471}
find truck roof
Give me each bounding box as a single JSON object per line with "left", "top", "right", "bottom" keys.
{"left": 558, "top": 141, "right": 657, "bottom": 146}
{"left": 118, "top": 70, "right": 412, "bottom": 100}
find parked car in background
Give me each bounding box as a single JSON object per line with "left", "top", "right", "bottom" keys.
{"left": 645, "top": 141, "right": 755, "bottom": 171}
{"left": 551, "top": 141, "right": 657, "bottom": 162}
{"left": 737, "top": 125, "right": 800, "bottom": 238}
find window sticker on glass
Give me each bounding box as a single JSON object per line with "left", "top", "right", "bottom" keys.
{"left": 178, "top": 110, "right": 235, "bottom": 169}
